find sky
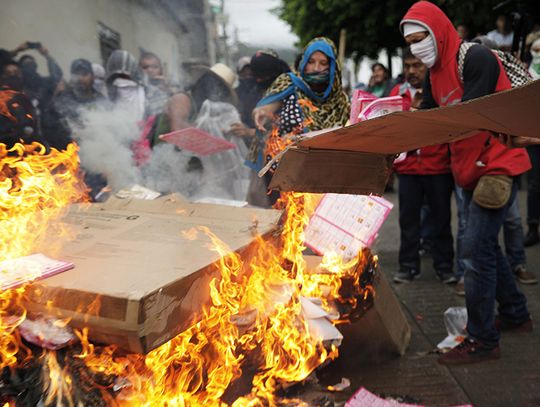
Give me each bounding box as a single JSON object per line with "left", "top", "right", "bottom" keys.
{"left": 224, "top": 0, "right": 299, "bottom": 49}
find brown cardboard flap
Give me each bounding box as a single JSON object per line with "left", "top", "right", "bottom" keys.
{"left": 269, "top": 147, "right": 391, "bottom": 195}
{"left": 270, "top": 80, "right": 540, "bottom": 194}
{"left": 298, "top": 80, "right": 540, "bottom": 154}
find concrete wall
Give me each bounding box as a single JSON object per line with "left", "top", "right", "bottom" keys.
{"left": 0, "top": 0, "right": 193, "bottom": 82}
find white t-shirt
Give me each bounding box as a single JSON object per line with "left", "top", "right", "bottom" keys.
{"left": 486, "top": 30, "right": 514, "bottom": 48}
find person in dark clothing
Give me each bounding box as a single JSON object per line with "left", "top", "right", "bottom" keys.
{"left": 0, "top": 61, "right": 40, "bottom": 148}
{"left": 46, "top": 58, "right": 109, "bottom": 150}
{"left": 391, "top": 47, "right": 454, "bottom": 284}
{"left": 55, "top": 59, "right": 108, "bottom": 123}
{"left": 12, "top": 42, "right": 63, "bottom": 132}
{"left": 230, "top": 50, "right": 291, "bottom": 139}
{"left": 235, "top": 56, "right": 257, "bottom": 129}
{"left": 401, "top": 2, "right": 531, "bottom": 366}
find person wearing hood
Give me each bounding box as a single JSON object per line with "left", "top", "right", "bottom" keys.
{"left": 233, "top": 50, "right": 291, "bottom": 207}
{"left": 251, "top": 37, "right": 349, "bottom": 204}
{"left": 92, "top": 63, "right": 106, "bottom": 95}
{"left": 230, "top": 50, "right": 291, "bottom": 139}
{"left": 400, "top": 2, "right": 532, "bottom": 365}
{"left": 106, "top": 50, "right": 146, "bottom": 120}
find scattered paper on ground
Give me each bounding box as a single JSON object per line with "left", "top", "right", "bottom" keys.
{"left": 115, "top": 184, "right": 161, "bottom": 200}
{"left": 346, "top": 387, "right": 422, "bottom": 407}
{"left": 304, "top": 194, "right": 393, "bottom": 259}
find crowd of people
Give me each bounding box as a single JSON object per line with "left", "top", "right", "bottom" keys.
{"left": 1, "top": 3, "right": 540, "bottom": 367}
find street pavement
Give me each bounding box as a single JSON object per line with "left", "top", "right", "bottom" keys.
{"left": 315, "top": 190, "right": 540, "bottom": 407}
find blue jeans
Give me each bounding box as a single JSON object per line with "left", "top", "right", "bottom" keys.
{"left": 455, "top": 185, "right": 467, "bottom": 279}
{"left": 503, "top": 195, "right": 527, "bottom": 270}
{"left": 461, "top": 180, "right": 530, "bottom": 347}
{"left": 456, "top": 186, "right": 527, "bottom": 279}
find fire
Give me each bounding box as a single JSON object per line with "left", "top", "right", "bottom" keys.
{"left": 69, "top": 192, "right": 374, "bottom": 405}
{"left": 0, "top": 142, "right": 376, "bottom": 406}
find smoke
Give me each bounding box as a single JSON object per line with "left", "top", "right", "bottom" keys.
{"left": 69, "top": 101, "right": 249, "bottom": 201}
{"left": 73, "top": 108, "right": 141, "bottom": 190}
{"left": 142, "top": 143, "right": 200, "bottom": 196}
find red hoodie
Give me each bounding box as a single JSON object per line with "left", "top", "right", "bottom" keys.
{"left": 400, "top": 1, "right": 531, "bottom": 190}
{"left": 389, "top": 82, "right": 451, "bottom": 175}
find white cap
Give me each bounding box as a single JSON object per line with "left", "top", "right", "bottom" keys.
{"left": 403, "top": 22, "right": 427, "bottom": 37}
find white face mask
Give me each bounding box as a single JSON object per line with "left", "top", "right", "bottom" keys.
{"left": 410, "top": 35, "right": 437, "bottom": 68}
{"left": 531, "top": 50, "right": 540, "bottom": 64}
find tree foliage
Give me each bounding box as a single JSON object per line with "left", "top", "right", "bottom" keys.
{"left": 277, "top": 0, "right": 540, "bottom": 61}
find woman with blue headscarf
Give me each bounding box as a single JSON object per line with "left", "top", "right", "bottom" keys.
{"left": 250, "top": 37, "right": 349, "bottom": 176}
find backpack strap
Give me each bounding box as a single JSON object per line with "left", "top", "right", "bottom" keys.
{"left": 457, "top": 42, "right": 477, "bottom": 85}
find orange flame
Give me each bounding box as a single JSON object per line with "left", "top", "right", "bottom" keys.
{"left": 0, "top": 142, "right": 85, "bottom": 371}
{"left": 0, "top": 142, "right": 375, "bottom": 405}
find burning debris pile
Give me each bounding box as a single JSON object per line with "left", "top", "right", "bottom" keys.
{"left": 0, "top": 142, "right": 379, "bottom": 406}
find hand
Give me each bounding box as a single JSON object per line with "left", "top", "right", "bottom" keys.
{"left": 253, "top": 103, "right": 279, "bottom": 132}
{"left": 229, "top": 122, "right": 256, "bottom": 138}
{"left": 12, "top": 42, "right": 29, "bottom": 55}
{"left": 38, "top": 45, "right": 49, "bottom": 56}
{"left": 493, "top": 132, "right": 540, "bottom": 148}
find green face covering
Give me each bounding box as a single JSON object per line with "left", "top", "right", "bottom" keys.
{"left": 304, "top": 71, "right": 330, "bottom": 85}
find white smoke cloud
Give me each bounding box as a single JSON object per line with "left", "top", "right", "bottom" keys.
{"left": 69, "top": 101, "right": 250, "bottom": 201}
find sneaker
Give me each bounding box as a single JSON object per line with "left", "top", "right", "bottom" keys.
{"left": 514, "top": 265, "right": 538, "bottom": 285}
{"left": 524, "top": 226, "right": 539, "bottom": 247}
{"left": 454, "top": 277, "right": 465, "bottom": 296}
{"left": 436, "top": 270, "right": 457, "bottom": 284}
{"left": 393, "top": 269, "right": 419, "bottom": 283}
{"left": 495, "top": 316, "right": 533, "bottom": 333}
{"left": 438, "top": 338, "right": 500, "bottom": 365}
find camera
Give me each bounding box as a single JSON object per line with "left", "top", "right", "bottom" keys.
{"left": 27, "top": 41, "right": 41, "bottom": 50}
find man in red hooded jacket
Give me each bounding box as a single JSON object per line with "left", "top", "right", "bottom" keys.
{"left": 400, "top": 1, "right": 532, "bottom": 365}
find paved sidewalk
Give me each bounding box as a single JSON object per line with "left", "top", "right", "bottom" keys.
{"left": 316, "top": 190, "right": 540, "bottom": 407}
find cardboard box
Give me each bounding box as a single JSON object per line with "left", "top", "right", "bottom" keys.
{"left": 304, "top": 255, "right": 411, "bottom": 360}
{"left": 24, "top": 195, "right": 281, "bottom": 354}
{"left": 271, "top": 80, "right": 540, "bottom": 194}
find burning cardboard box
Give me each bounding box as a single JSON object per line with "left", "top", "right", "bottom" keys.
{"left": 23, "top": 195, "right": 282, "bottom": 354}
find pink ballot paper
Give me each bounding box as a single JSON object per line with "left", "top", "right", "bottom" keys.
{"left": 0, "top": 253, "right": 74, "bottom": 291}
{"left": 346, "top": 387, "right": 473, "bottom": 407}
{"left": 159, "top": 128, "right": 236, "bottom": 156}
{"left": 304, "top": 194, "right": 393, "bottom": 260}
{"left": 346, "top": 387, "right": 422, "bottom": 407}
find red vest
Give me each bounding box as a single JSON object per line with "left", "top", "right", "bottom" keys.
{"left": 390, "top": 83, "right": 451, "bottom": 175}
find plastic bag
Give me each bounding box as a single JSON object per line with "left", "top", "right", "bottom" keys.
{"left": 194, "top": 100, "right": 250, "bottom": 201}
{"left": 437, "top": 307, "right": 467, "bottom": 350}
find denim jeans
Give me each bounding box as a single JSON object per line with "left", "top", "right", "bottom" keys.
{"left": 456, "top": 186, "right": 527, "bottom": 279}
{"left": 398, "top": 173, "right": 454, "bottom": 273}
{"left": 527, "top": 145, "right": 540, "bottom": 225}
{"left": 503, "top": 195, "right": 527, "bottom": 270}
{"left": 461, "top": 180, "right": 530, "bottom": 347}
{"left": 454, "top": 185, "right": 467, "bottom": 279}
